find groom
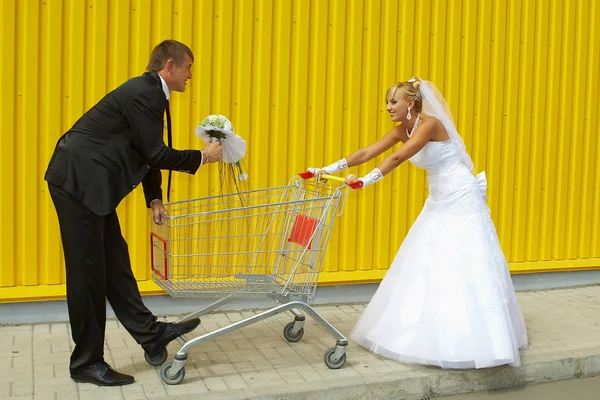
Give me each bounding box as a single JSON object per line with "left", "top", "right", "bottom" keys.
{"left": 44, "top": 40, "right": 222, "bottom": 386}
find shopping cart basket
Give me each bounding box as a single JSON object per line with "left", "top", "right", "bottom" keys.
{"left": 149, "top": 173, "right": 352, "bottom": 385}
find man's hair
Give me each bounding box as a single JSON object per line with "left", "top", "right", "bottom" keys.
{"left": 146, "top": 40, "right": 194, "bottom": 72}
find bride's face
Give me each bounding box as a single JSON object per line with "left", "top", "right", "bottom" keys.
{"left": 386, "top": 91, "right": 408, "bottom": 123}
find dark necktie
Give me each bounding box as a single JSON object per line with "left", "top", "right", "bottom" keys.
{"left": 165, "top": 100, "right": 173, "bottom": 202}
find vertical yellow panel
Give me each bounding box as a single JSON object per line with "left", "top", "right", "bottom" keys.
{"left": 565, "top": 0, "right": 590, "bottom": 259}
{"left": 272, "top": 0, "right": 292, "bottom": 188}
{"left": 64, "top": 0, "right": 86, "bottom": 128}
{"left": 306, "top": 0, "right": 327, "bottom": 172}
{"left": 191, "top": 0, "right": 215, "bottom": 201}
{"left": 250, "top": 0, "right": 273, "bottom": 190}
{"left": 525, "top": 0, "right": 550, "bottom": 261}
{"left": 287, "top": 0, "right": 310, "bottom": 175}
{"left": 2, "top": 0, "right": 600, "bottom": 302}
{"left": 585, "top": 0, "right": 600, "bottom": 259}
{"left": 306, "top": 0, "right": 331, "bottom": 270}
{"left": 487, "top": 0, "right": 508, "bottom": 229}
{"left": 39, "top": 0, "right": 64, "bottom": 285}
{"left": 355, "top": 0, "right": 382, "bottom": 271}
{"left": 0, "top": 0, "right": 16, "bottom": 288}
{"left": 444, "top": 0, "right": 462, "bottom": 124}
{"left": 232, "top": 0, "right": 254, "bottom": 201}
{"left": 112, "top": 0, "right": 139, "bottom": 280}
{"left": 338, "top": 0, "right": 363, "bottom": 272}
{"left": 408, "top": 0, "right": 428, "bottom": 240}
{"left": 86, "top": 0, "right": 108, "bottom": 106}
{"left": 396, "top": 1, "right": 424, "bottom": 228}
{"left": 473, "top": 0, "right": 492, "bottom": 174}
{"left": 390, "top": 1, "right": 415, "bottom": 254}
{"left": 539, "top": 0, "right": 564, "bottom": 260}
{"left": 552, "top": 0, "right": 577, "bottom": 260}
{"left": 323, "top": 0, "right": 346, "bottom": 272}
{"left": 16, "top": 0, "right": 40, "bottom": 286}
{"left": 457, "top": 0, "right": 476, "bottom": 164}
{"left": 171, "top": 0, "right": 194, "bottom": 202}
{"left": 512, "top": 0, "right": 535, "bottom": 262}
{"left": 128, "top": 0, "right": 154, "bottom": 281}
{"left": 498, "top": 0, "right": 521, "bottom": 262}
{"left": 430, "top": 0, "right": 448, "bottom": 86}
{"left": 375, "top": 0, "right": 400, "bottom": 269}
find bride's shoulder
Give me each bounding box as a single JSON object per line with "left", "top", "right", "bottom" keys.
{"left": 420, "top": 115, "right": 448, "bottom": 141}
{"left": 415, "top": 115, "right": 441, "bottom": 134}
{"left": 420, "top": 114, "right": 442, "bottom": 128}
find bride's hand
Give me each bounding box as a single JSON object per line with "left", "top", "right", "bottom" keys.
{"left": 308, "top": 168, "right": 330, "bottom": 182}
{"left": 316, "top": 169, "right": 330, "bottom": 182}
{"left": 345, "top": 174, "right": 359, "bottom": 185}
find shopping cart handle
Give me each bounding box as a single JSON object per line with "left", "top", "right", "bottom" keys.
{"left": 348, "top": 180, "right": 364, "bottom": 189}
{"left": 298, "top": 171, "right": 315, "bottom": 179}
{"left": 298, "top": 171, "right": 346, "bottom": 183}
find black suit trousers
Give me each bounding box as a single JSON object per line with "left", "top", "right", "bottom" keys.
{"left": 48, "top": 183, "right": 164, "bottom": 373}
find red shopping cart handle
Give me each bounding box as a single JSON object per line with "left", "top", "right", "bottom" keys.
{"left": 298, "top": 171, "right": 315, "bottom": 179}
{"left": 348, "top": 180, "right": 363, "bottom": 189}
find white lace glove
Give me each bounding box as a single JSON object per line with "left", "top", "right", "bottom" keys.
{"left": 349, "top": 168, "right": 384, "bottom": 189}
{"left": 322, "top": 158, "right": 349, "bottom": 174}
{"left": 308, "top": 158, "right": 348, "bottom": 181}
{"left": 307, "top": 167, "right": 325, "bottom": 181}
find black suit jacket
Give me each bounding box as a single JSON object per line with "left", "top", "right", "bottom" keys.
{"left": 44, "top": 72, "right": 202, "bottom": 216}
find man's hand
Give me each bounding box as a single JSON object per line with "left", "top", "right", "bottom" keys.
{"left": 202, "top": 141, "right": 223, "bottom": 164}
{"left": 150, "top": 199, "right": 169, "bottom": 225}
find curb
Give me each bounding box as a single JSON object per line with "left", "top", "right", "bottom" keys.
{"left": 163, "top": 352, "right": 600, "bottom": 400}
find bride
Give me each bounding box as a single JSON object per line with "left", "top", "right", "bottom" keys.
{"left": 311, "top": 77, "right": 528, "bottom": 369}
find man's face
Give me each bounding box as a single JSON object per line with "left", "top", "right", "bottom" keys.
{"left": 167, "top": 53, "right": 193, "bottom": 92}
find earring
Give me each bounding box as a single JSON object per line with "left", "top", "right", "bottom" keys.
{"left": 407, "top": 108, "right": 412, "bottom": 120}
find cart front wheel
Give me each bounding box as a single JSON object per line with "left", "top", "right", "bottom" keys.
{"left": 324, "top": 347, "right": 346, "bottom": 369}
{"left": 145, "top": 348, "right": 168, "bottom": 366}
{"left": 283, "top": 322, "right": 304, "bottom": 342}
{"left": 160, "top": 361, "right": 186, "bottom": 385}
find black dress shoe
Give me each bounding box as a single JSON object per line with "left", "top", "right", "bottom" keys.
{"left": 71, "top": 361, "right": 134, "bottom": 386}
{"left": 143, "top": 318, "right": 201, "bottom": 357}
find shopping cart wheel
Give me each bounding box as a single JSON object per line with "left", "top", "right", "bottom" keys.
{"left": 283, "top": 322, "right": 304, "bottom": 342}
{"left": 145, "top": 348, "right": 168, "bottom": 366}
{"left": 160, "top": 361, "right": 186, "bottom": 385}
{"left": 324, "top": 347, "right": 346, "bottom": 369}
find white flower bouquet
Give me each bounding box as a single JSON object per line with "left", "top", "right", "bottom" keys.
{"left": 195, "top": 115, "right": 248, "bottom": 193}
{"left": 195, "top": 115, "right": 246, "bottom": 165}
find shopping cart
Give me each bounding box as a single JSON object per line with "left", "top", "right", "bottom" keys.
{"left": 149, "top": 173, "right": 352, "bottom": 385}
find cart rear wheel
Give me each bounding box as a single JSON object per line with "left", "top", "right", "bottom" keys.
{"left": 324, "top": 347, "right": 346, "bottom": 369}
{"left": 145, "top": 348, "right": 168, "bottom": 366}
{"left": 283, "top": 322, "right": 304, "bottom": 342}
{"left": 160, "top": 361, "right": 186, "bottom": 385}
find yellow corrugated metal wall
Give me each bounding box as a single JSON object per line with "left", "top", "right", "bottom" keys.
{"left": 1, "top": 0, "right": 599, "bottom": 302}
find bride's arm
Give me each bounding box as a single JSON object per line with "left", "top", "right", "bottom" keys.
{"left": 315, "top": 125, "right": 403, "bottom": 180}
{"left": 344, "top": 125, "right": 404, "bottom": 167}
{"left": 377, "top": 119, "right": 434, "bottom": 175}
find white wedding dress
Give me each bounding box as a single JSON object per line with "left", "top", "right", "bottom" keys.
{"left": 350, "top": 136, "right": 528, "bottom": 369}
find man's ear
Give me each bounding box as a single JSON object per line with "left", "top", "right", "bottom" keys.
{"left": 165, "top": 58, "right": 175, "bottom": 74}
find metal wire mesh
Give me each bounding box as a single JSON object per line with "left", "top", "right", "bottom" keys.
{"left": 150, "top": 178, "right": 346, "bottom": 300}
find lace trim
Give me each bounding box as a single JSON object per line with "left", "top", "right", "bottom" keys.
{"left": 361, "top": 168, "right": 384, "bottom": 187}
{"left": 324, "top": 158, "right": 349, "bottom": 174}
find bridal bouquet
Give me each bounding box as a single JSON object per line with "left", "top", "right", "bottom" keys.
{"left": 195, "top": 115, "right": 248, "bottom": 193}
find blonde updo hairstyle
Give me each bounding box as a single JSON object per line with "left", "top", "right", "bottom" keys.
{"left": 385, "top": 77, "right": 423, "bottom": 113}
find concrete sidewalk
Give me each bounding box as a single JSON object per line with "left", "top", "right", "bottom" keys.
{"left": 2, "top": 285, "right": 600, "bottom": 400}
